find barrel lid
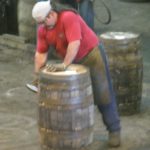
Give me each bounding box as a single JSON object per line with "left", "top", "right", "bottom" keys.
{"left": 41, "top": 64, "right": 88, "bottom": 76}
{"left": 100, "top": 32, "right": 139, "bottom": 40}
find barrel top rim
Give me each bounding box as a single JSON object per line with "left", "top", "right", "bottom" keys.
{"left": 100, "top": 32, "right": 139, "bottom": 40}
{"left": 41, "top": 64, "right": 88, "bottom": 76}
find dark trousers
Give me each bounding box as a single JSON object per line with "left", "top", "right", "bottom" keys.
{"left": 78, "top": 44, "right": 121, "bottom": 132}
{"left": 79, "top": 0, "right": 94, "bottom": 30}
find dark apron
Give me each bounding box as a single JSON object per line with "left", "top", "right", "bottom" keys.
{"left": 78, "top": 45, "right": 115, "bottom": 105}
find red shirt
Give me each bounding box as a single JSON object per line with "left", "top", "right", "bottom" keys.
{"left": 37, "top": 11, "right": 99, "bottom": 62}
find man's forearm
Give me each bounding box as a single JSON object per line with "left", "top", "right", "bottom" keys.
{"left": 34, "top": 51, "right": 48, "bottom": 74}
{"left": 63, "top": 40, "right": 80, "bottom": 66}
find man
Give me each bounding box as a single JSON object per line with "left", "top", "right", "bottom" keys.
{"left": 28, "top": 0, "right": 121, "bottom": 147}
{"left": 36, "top": 0, "right": 47, "bottom": 1}
{"left": 78, "top": 0, "right": 94, "bottom": 30}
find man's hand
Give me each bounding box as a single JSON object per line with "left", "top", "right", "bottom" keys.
{"left": 46, "top": 63, "right": 67, "bottom": 72}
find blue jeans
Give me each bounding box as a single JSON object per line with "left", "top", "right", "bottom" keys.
{"left": 97, "top": 44, "right": 120, "bottom": 132}
{"left": 79, "top": 0, "right": 94, "bottom": 30}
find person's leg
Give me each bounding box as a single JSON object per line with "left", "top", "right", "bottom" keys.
{"left": 97, "top": 103, "right": 121, "bottom": 147}
{"left": 36, "top": 0, "right": 47, "bottom": 2}
{"left": 87, "top": 1, "right": 94, "bottom": 29}
{"left": 79, "top": 0, "right": 94, "bottom": 29}
{"left": 97, "top": 103, "right": 120, "bottom": 132}
{"left": 89, "top": 48, "right": 120, "bottom": 132}
{"left": 79, "top": 46, "right": 121, "bottom": 147}
{"left": 97, "top": 43, "right": 120, "bottom": 130}
{"left": 97, "top": 44, "right": 121, "bottom": 147}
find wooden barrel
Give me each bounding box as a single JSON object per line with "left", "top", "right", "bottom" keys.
{"left": 100, "top": 32, "right": 143, "bottom": 115}
{"left": 38, "top": 64, "right": 94, "bottom": 149}
{"left": 17, "top": 0, "right": 36, "bottom": 43}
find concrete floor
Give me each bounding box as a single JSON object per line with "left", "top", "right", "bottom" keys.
{"left": 0, "top": 0, "right": 150, "bottom": 150}
{"left": 0, "top": 56, "right": 149, "bottom": 150}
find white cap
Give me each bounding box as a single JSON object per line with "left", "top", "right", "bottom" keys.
{"left": 32, "top": 0, "right": 51, "bottom": 22}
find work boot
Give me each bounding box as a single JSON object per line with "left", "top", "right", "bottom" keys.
{"left": 108, "top": 131, "right": 121, "bottom": 147}
{"left": 26, "top": 79, "right": 39, "bottom": 93}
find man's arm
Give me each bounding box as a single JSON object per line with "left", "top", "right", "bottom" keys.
{"left": 34, "top": 51, "right": 48, "bottom": 74}
{"left": 63, "top": 40, "right": 80, "bottom": 66}
{"left": 45, "top": 40, "right": 80, "bottom": 72}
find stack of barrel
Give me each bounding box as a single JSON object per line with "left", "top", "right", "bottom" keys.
{"left": 100, "top": 32, "right": 143, "bottom": 115}
{"left": 38, "top": 64, "right": 94, "bottom": 149}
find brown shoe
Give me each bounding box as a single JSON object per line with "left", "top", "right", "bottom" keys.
{"left": 108, "top": 131, "right": 121, "bottom": 147}
{"left": 26, "top": 79, "right": 39, "bottom": 93}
